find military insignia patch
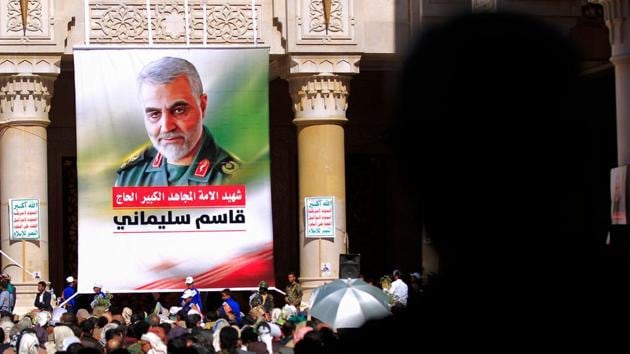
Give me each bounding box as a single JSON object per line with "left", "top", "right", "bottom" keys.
{"left": 221, "top": 161, "right": 239, "bottom": 175}
{"left": 152, "top": 153, "right": 163, "bottom": 168}
{"left": 195, "top": 159, "right": 211, "bottom": 177}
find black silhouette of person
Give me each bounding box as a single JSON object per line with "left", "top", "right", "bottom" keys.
{"left": 338, "top": 12, "right": 628, "bottom": 352}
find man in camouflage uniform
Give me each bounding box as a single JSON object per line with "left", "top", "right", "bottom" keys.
{"left": 249, "top": 280, "right": 274, "bottom": 314}
{"left": 115, "top": 56, "right": 239, "bottom": 186}
{"left": 285, "top": 271, "right": 303, "bottom": 309}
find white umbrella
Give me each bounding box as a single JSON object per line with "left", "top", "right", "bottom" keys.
{"left": 309, "top": 278, "right": 390, "bottom": 329}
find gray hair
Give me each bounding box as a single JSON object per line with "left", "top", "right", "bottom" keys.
{"left": 137, "top": 56, "right": 204, "bottom": 98}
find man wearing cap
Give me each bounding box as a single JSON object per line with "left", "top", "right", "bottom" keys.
{"left": 60, "top": 276, "right": 77, "bottom": 312}
{"left": 180, "top": 289, "right": 195, "bottom": 314}
{"left": 249, "top": 281, "right": 274, "bottom": 314}
{"left": 182, "top": 276, "right": 202, "bottom": 312}
{"left": 90, "top": 283, "right": 106, "bottom": 309}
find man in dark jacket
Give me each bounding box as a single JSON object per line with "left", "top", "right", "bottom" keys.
{"left": 34, "top": 281, "right": 53, "bottom": 312}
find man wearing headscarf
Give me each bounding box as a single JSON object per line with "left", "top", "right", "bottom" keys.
{"left": 53, "top": 325, "right": 75, "bottom": 352}
{"left": 33, "top": 312, "right": 50, "bottom": 347}
{"left": 17, "top": 330, "right": 45, "bottom": 354}
{"left": 140, "top": 331, "right": 167, "bottom": 354}
{"left": 122, "top": 307, "right": 133, "bottom": 326}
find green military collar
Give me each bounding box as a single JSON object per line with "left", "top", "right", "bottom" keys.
{"left": 116, "top": 126, "right": 239, "bottom": 187}
{"left": 144, "top": 127, "right": 219, "bottom": 184}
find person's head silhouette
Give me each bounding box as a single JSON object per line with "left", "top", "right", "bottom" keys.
{"left": 397, "top": 12, "right": 588, "bottom": 322}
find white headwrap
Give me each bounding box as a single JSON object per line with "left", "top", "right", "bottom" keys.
{"left": 141, "top": 332, "right": 167, "bottom": 354}
{"left": 54, "top": 325, "right": 75, "bottom": 351}
{"left": 257, "top": 323, "right": 273, "bottom": 354}
{"left": 212, "top": 319, "right": 229, "bottom": 352}
{"left": 62, "top": 336, "right": 81, "bottom": 351}
{"left": 0, "top": 319, "right": 14, "bottom": 344}
{"left": 122, "top": 307, "right": 133, "bottom": 325}
{"left": 18, "top": 331, "right": 39, "bottom": 354}
{"left": 99, "top": 323, "right": 120, "bottom": 346}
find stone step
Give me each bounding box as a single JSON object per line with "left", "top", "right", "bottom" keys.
{"left": 13, "top": 282, "right": 40, "bottom": 318}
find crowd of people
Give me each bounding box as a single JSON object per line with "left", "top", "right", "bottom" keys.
{"left": 0, "top": 269, "right": 424, "bottom": 354}
{"left": 3, "top": 7, "right": 629, "bottom": 352}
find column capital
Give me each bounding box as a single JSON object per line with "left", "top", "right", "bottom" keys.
{"left": 592, "top": 0, "right": 630, "bottom": 56}
{"left": 288, "top": 73, "right": 352, "bottom": 126}
{"left": 0, "top": 73, "right": 58, "bottom": 127}
{"left": 0, "top": 54, "right": 61, "bottom": 127}
{"left": 287, "top": 55, "right": 361, "bottom": 75}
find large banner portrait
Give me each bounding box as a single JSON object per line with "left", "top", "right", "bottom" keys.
{"left": 74, "top": 48, "right": 274, "bottom": 293}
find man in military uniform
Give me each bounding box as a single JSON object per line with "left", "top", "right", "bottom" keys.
{"left": 115, "top": 56, "right": 239, "bottom": 186}
{"left": 249, "top": 280, "right": 274, "bottom": 314}
{"left": 284, "top": 271, "right": 302, "bottom": 309}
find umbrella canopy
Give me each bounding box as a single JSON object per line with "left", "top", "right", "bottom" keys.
{"left": 309, "top": 278, "right": 390, "bottom": 329}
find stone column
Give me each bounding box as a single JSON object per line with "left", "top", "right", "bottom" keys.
{"left": 286, "top": 55, "right": 360, "bottom": 304}
{"left": 0, "top": 57, "right": 59, "bottom": 315}
{"left": 595, "top": 0, "right": 630, "bottom": 165}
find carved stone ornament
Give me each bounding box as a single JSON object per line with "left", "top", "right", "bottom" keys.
{"left": 297, "top": 0, "right": 355, "bottom": 44}
{"left": 89, "top": 1, "right": 262, "bottom": 44}
{"left": 91, "top": 3, "right": 148, "bottom": 43}
{"left": 206, "top": 3, "right": 260, "bottom": 42}
{"left": 0, "top": 0, "right": 52, "bottom": 40}
{"left": 154, "top": 3, "right": 187, "bottom": 41}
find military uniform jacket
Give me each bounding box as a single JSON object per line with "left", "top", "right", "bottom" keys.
{"left": 285, "top": 281, "right": 303, "bottom": 307}
{"left": 116, "top": 127, "right": 239, "bottom": 186}
{"left": 249, "top": 292, "right": 274, "bottom": 313}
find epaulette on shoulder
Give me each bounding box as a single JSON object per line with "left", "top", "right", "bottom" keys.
{"left": 117, "top": 147, "right": 150, "bottom": 172}
{"left": 219, "top": 153, "right": 241, "bottom": 176}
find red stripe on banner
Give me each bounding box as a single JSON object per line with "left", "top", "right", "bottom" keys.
{"left": 112, "top": 185, "right": 246, "bottom": 208}
{"left": 113, "top": 230, "right": 246, "bottom": 234}
{"left": 135, "top": 244, "right": 276, "bottom": 290}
